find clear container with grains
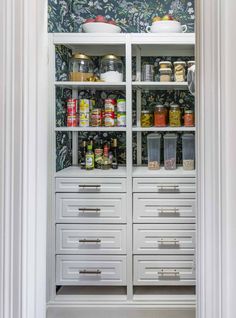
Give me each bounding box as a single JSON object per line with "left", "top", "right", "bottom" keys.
{"left": 159, "top": 61, "right": 172, "bottom": 69}
{"left": 164, "top": 133, "right": 178, "bottom": 170}
{"left": 169, "top": 104, "right": 181, "bottom": 127}
{"left": 147, "top": 134, "right": 161, "bottom": 170}
{"left": 173, "top": 61, "right": 186, "bottom": 82}
{"left": 141, "top": 110, "right": 153, "bottom": 127}
{"left": 69, "top": 53, "right": 94, "bottom": 81}
{"left": 182, "top": 133, "right": 195, "bottom": 170}
{"left": 142, "top": 62, "right": 154, "bottom": 81}
{"left": 160, "top": 68, "right": 172, "bottom": 82}
{"left": 100, "top": 55, "right": 124, "bottom": 82}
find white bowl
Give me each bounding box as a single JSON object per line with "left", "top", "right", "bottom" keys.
{"left": 146, "top": 21, "right": 187, "bottom": 33}
{"left": 82, "top": 22, "right": 121, "bottom": 33}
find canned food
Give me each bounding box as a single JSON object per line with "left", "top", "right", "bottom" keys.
{"left": 104, "top": 111, "right": 115, "bottom": 127}
{"left": 79, "top": 113, "right": 89, "bottom": 127}
{"left": 105, "top": 99, "right": 116, "bottom": 112}
{"left": 117, "top": 99, "right": 126, "bottom": 112}
{"left": 184, "top": 110, "right": 194, "bottom": 127}
{"left": 91, "top": 108, "right": 102, "bottom": 127}
{"left": 67, "top": 99, "right": 78, "bottom": 115}
{"left": 117, "top": 112, "right": 126, "bottom": 127}
{"left": 67, "top": 115, "right": 78, "bottom": 127}
{"left": 79, "top": 99, "right": 90, "bottom": 113}
{"left": 141, "top": 110, "right": 153, "bottom": 127}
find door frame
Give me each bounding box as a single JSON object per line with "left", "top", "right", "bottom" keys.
{"left": 1, "top": 0, "right": 236, "bottom": 317}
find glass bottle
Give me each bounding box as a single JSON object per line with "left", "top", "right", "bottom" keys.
{"left": 85, "top": 144, "right": 94, "bottom": 170}
{"left": 80, "top": 140, "right": 87, "bottom": 170}
{"left": 111, "top": 138, "right": 118, "bottom": 169}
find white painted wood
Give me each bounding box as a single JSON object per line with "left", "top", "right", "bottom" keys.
{"left": 55, "top": 81, "right": 126, "bottom": 90}
{"left": 134, "top": 255, "right": 195, "bottom": 286}
{"left": 133, "top": 224, "right": 195, "bottom": 254}
{"left": 133, "top": 195, "right": 196, "bottom": 224}
{"left": 133, "top": 178, "right": 196, "bottom": 193}
{"left": 132, "top": 127, "right": 196, "bottom": 132}
{"left": 55, "top": 177, "right": 127, "bottom": 193}
{"left": 56, "top": 224, "right": 127, "bottom": 254}
{"left": 55, "top": 127, "right": 127, "bottom": 132}
{"left": 133, "top": 166, "right": 196, "bottom": 178}
{"left": 132, "top": 82, "right": 189, "bottom": 90}
{"left": 56, "top": 193, "right": 126, "bottom": 223}
{"left": 56, "top": 255, "right": 127, "bottom": 286}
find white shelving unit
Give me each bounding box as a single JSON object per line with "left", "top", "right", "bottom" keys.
{"left": 48, "top": 33, "right": 196, "bottom": 309}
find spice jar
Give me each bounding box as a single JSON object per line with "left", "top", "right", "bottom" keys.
{"left": 69, "top": 53, "right": 94, "bottom": 81}
{"left": 184, "top": 109, "right": 194, "bottom": 127}
{"left": 100, "top": 55, "right": 124, "bottom": 82}
{"left": 159, "top": 61, "right": 172, "bottom": 69}
{"left": 169, "top": 104, "right": 181, "bottom": 127}
{"left": 154, "top": 105, "right": 167, "bottom": 127}
{"left": 173, "top": 61, "right": 186, "bottom": 82}
{"left": 141, "top": 110, "right": 153, "bottom": 127}
{"left": 142, "top": 62, "right": 154, "bottom": 81}
{"left": 160, "top": 68, "right": 172, "bottom": 82}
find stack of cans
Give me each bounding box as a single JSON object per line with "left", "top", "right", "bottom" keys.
{"left": 67, "top": 99, "right": 79, "bottom": 127}
{"left": 79, "top": 99, "right": 90, "bottom": 127}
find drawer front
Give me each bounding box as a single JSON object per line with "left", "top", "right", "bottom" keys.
{"left": 56, "top": 193, "right": 126, "bottom": 223}
{"left": 134, "top": 255, "right": 195, "bottom": 286}
{"left": 133, "top": 178, "right": 196, "bottom": 193}
{"left": 56, "top": 224, "right": 126, "bottom": 254}
{"left": 56, "top": 255, "right": 126, "bottom": 286}
{"left": 56, "top": 178, "right": 126, "bottom": 193}
{"left": 133, "top": 195, "right": 196, "bottom": 224}
{"left": 133, "top": 224, "right": 195, "bottom": 254}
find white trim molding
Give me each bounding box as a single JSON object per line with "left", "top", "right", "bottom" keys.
{"left": 0, "top": 0, "right": 48, "bottom": 318}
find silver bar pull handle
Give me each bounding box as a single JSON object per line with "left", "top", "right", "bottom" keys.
{"left": 79, "top": 184, "right": 101, "bottom": 189}
{"left": 78, "top": 208, "right": 101, "bottom": 213}
{"left": 79, "top": 269, "right": 101, "bottom": 275}
{"left": 79, "top": 239, "right": 101, "bottom": 243}
{"left": 158, "top": 269, "right": 180, "bottom": 276}
{"left": 158, "top": 208, "right": 179, "bottom": 213}
{"left": 157, "top": 184, "right": 179, "bottom": 191}
{"left": 158, "top": 238, "right": 179, "bottom": 245}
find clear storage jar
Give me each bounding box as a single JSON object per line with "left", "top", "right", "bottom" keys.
{"left": 182, "top": 133, "right": 195, "bottom": 170}
{"left": 169, "top": 104, "right": 181, "bottom": 127}
{"left": 147, "top": 133, "right": 161, "bottom": 170}
{"left": 154, "top": 105, "right": 167, "bottom": 127}
{"left": 164, "top": 133, "right": 178, "bottom": 170}
{"left": 100, "top": 55, "right": 124, "bottom": 82}
{"left": 142, "top": 62, "right": 154, "bottom": 81}
{"left": 69, "top": 53, "right": 94, "bottom": 81}
{"left": 173, "top": 61, "right": 186, "bottom": 82}
{"left": 160, "top": 68, "right": 172, "bottom": 82}
{"left": 159, "top": 61, "right": 172, "bottom": 69}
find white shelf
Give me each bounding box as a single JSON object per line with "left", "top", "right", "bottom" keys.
{"left": 55, "top": 127, "right": 127, "bottom": 132}
{"left": 55, "top": 165, "right": 127, "bottom": 178}
{"left": 55, "top": 81, "right": 126, "bottom": 90}
{"left": 132, "top": 166, "right": 196, "bottom": 178}
{"left": 132, "top": 126, "right": 196, "bottom": 132}
{"left": 132, "top": 82, "right": 188, "bottom": 90}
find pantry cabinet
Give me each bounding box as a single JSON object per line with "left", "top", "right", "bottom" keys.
{"left": 48, "top": 33, "right": 196, "bottom": 306}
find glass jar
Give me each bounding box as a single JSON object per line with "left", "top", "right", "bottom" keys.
{"left": 159, "top": 61, "right": 172, "bottom": 69}
{"left": 173, "top": 61, "right": 186, "bottom": 82}
{"left": 141, "top": 110, "right": 153, "bottom": 127}
{"left": 154, "top": 105, "right": 167, "bottom": 127}
{"left": 100, "top": 55, "right": 124, "bottom": 82}
{"left": 160, "top": 68, "right": 172, "bottom": 82}
{"left": 169, "top": 104, "right": 181, "bottom": 127}
{"left": 69, "top": 53, "right": 94, "bottom": 81}
{"left": 184, "top": 109, "right": 194, "bottom": 127}
{"left": 142, "top": 62, "right": 154, "bottom": 81}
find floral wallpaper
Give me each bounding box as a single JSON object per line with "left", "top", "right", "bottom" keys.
{"left": 48, "top": 0, "right": 195, "bottom": 33}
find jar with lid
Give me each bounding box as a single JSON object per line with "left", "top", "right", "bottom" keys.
{"left": 141, "top": 110, "right": 153, "bottom": 127}
{"left": 154, "top": 105, "right": 167, "bottom": 127}
{"left": 184, "top": 109, "right": 194, "bottom": 127}
{"left": 159, "top": 61, "right": 172, "bottom": 69}
{"left": 100, "top": 55, "right": 124, "bottom": 82}
{"left": 173, "top": 61, "right": 186, "bottom": 82}
{"left": 142, "top": 62, "right": 154, "bottom": 81}
{"left": 169, "top": 104, "right": 181, "bottom": 127}
{"left": 160, "top": 68, "right": 172, "bottom": 82}
{"left": 69, "top": 53, "right": 94, "bottom": 81}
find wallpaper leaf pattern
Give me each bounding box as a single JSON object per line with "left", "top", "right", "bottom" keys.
{"left": 48, "top": 0, "right": 195, "bottom": 33}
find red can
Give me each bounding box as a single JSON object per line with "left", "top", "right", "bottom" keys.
{"left": 105, "top": 98, "right": 116, "bottom": 112}
{"left": 67, "top": 99, "right": 78, "bottom": 116}
{"left": 67, "top": 115, "right": 78, "bottom": 127}
{"left": 104, "top": 111, "right": 115, "bottom": 127}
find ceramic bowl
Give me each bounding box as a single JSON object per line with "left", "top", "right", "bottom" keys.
{"left": 82, "top": 22, "right": 121, "bottom": 33}
{"left": 146, "top": 21, "right": 187, "bottom": 33}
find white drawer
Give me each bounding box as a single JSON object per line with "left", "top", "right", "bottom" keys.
{"left": 56, "top": 193, "right": 126, "bottom": 223}
{"left": 133, "top": 194, "right": 196, "bottom": 224}
{"left": 56, "top": 178, "right": 126, "bottom": 193}
{"left": 56, "top": 224, "right": 126, "bottom": 254}
{"left": 56, "top": 255, "right": 126, "bottom": 286}
{"left": 133, "top": 178, "right": 196, "bottom": 193}
{"left": 134, "top": 255, "right": 195, "bottom": 286}
{"left": 133, "top": 224, "right": 195, "bottom": 254}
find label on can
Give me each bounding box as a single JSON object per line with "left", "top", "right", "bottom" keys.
{"left": 104, "top": 111, "right": 115, "bottom": 127}
{"left": 105, "top": 99, "right": 116, "bottom": 112}
{"left": 91, "top": 109, "right": 102, "bottom": 127}
{"left": 79, "top": 99, "right": 90, "bottom": 114}
{"left": 67, "top": 99, "right": 78, "bottom": 115}
{"left": 67, "top": 115, "right": 78, "bottom": 127}
{"left": 117, "top": 112, "right": 126, "bottom": 127}
{"left": 117, "top": 99, "right": 126, "bottom": 112}
{"left": 79, "top": 113, "right": 89, "bottom": 127}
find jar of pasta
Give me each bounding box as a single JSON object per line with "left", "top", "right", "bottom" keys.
{"left": 141, "top": 110, "right": 153, "bottom": 127}
{"left": 154, "top": 105, "right": 167, "bottom": 127}
{"left": 169, "top": 104, "right": 181, "bottom": 127}
{"left": 159, "top": 61, "right": 172, "bottom": 69}
{"left": 173, "top": 61, "right": 186, "bottom": 82}
{"left": 160, "top": 68, "right": 172, "bottom": 82}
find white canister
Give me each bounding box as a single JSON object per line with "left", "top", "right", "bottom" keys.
{"left": 146, "top": 21, "right": 187, "bottom": 33}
